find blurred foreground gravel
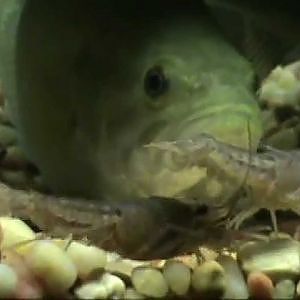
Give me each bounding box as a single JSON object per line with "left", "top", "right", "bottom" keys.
{"left": 0, "top": 216, "right": 300, "bottom": 299}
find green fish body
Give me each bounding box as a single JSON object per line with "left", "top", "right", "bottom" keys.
{"left": 0, "top": 0, "right": 263, "bottom": 200}
{"left": 205, "top": 0, "right": 300, "bottom": 149}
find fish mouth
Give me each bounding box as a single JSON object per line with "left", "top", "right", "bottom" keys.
{"left": 113, "top": 104, "right": 256, "bottom": 198}
{"left": 173, "top": 110, "right": 261, "bottom": 150}
{"left": 137, "top": 120, "right": 169, "bottom": 146}
{"left": 118, "top": 120, "right": 168, "bottom": 166}
{"left": 120, "top": 118, "right": 212, "bottom": 198}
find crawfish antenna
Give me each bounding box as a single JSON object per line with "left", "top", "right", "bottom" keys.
{"left": 226, "top": 118, "right": 253, "bottom": 218}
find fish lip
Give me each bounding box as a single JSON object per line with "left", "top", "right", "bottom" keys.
{"left": 136, "top": 120, "right": 169, "bottom": 146}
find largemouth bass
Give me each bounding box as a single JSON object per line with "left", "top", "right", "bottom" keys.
{"left": 0, "top": 0, "right": 262, "bottom": 201}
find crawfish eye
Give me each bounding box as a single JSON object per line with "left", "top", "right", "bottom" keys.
{"left": 144, "top": 66, "right": 169, "bottom": 98}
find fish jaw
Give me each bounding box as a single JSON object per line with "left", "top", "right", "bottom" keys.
{"left": 155, "top": 84, "right": 263, "bottom": 151}
{"left": 118, "top": 86, "right": 262, "bottom": 199}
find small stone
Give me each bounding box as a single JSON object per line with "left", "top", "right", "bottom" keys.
{"left": 75, "top": 281, "right": 108, "bottom": 299}
{"left": 99, "top": 273, "right": 126, "bottom": 299}
{"left": 1, "top": 248, "right": 44, "bottom": 298}
{"left": 296, "top": 279, "right": 300, "bottom": 296}
{"left": 238, "top": 238, "right": 300, "bottom": 281}
{"left": 273, "top": 279, "right": 295, "bottom": 299}
{"left": 132, "top": 266, "right": 168, "bottom": 298}
{"left": 247, "top": 271, "right": 274, "bottom": 300}
{"left": 105, "top": 256, "right": 148, "bottom": 286}
{"left": 105, "top": 260, "right": 142, "bottom": 283}
{"left": 0, "top": 217, "right": 36, "bottom": 249}
{"left": 124, "top": 288, "right": 145, "bottom": 299}
{"left": 169, "top": 254, "right": 199, "bottom": 269}
{"left": 217, "top": 255, "right": 248, "bottom": 299}
{"left": 25, "top": 240, "right": 77, "bottom": 292}
{"left": 0, "top": 263, "right": 18, "bottom": 298}
{"left": 199, "top": 247, "right": 219, "bottom": 261}
{"left": 191, "top": 260, "right": 225, "bottom": 298}
{"left": 259, "top": 62, "right": 300, "bottom": 107}
{"left": 66, "top": 241, "right": 107, "bottom": 279}
{"left": 162, "top": 260, "right": 191, "bottom": 296}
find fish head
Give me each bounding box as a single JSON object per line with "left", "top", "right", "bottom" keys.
{"left": 12, "top": 1, "right": 262, "bottom": 198}
{"left": 96, "top": 13, "right": 263, "bottom": 199}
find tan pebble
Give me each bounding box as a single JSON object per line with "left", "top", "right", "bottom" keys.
{"left": 273, "top": 279, "right": 295, "bottom": 299}
{"left": 150, "top": 259, "right": 166, "bottom": 269}
{"left": 25, "top": 240, "right": 77, "bottom": 292}
{"left": 105, "top": 260, "right": 137, "bottom": 282}
{"left": 162, "top": 260, "right": 191, "bottom": 296}
{"left": 132, "top": 266, "right": 168, "bottom": 298}
{"left": 124, "top": 288, "right": 145, "bottom": 299}
{"left": 117, "top": 258, "right": 147, "bottom": 269}
{"left": 199, "top": 247, "right": 219, "bottom": 261}
{"left": 238, "top": 238, "right": 300, "bottom": 281}
{"left": 0, "top": 263, "right": 18, "bottom": 298}
{"left": 247, "top": 271, "right": 274, "bottom": 299}
{"left": 15, "top": 240, "right": 39, "bottom": 256}
{"left": 106, "top": 251, "right": 122, "bottom": 263}
{"left": 191, "top": 260, "right": 225, "bottom": 297}
{"left": 99, "top": 273, "right": 126, "bottom": 299}
{"left": 217, "top": 255, "right": 248, "bottom": 299}
{"left": 1, "top": 249, "right": 43, "bottom": 298}
{"left": 174, "top": 254, "right": 199, "bottom": 269}
{"left": 75, "top": 281, "right": 108, "bottom": 299}
{"left": 75, "top": 273, "right": 126, "bottom": 299}
{"left": 0, "top": 217, "right": 36, "bottom": 249}
{"left": 16, "top": 279, "right": 44, "bottom": 299}
{"left": 66, "top": 241, "right": 107, "bottom": 279}
{"left": 296, "top": 279, "right": 300, "bottom": 296}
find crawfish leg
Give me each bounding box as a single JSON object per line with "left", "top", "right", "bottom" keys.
{"left": 130, "top": 220, "right": 213, "bottom": 259}
{"left": 270, "top": 209, "right": 278, "bottom": 233}
{"left": 227, "top": 206, "right": 260, "bottom": 230}
{"left": 130, "top": 224, "right": 188, "bottom": 259}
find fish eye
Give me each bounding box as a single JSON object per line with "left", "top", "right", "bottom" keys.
{"left": 144, "top": 66, "right": 169, "bottom": 98}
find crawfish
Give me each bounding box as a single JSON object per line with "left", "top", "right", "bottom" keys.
{"left": 147, "top": 134, "right": 300, "bottom": 232}
{"left": 0, "top": 181, "right": 231, "bottom": 260}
